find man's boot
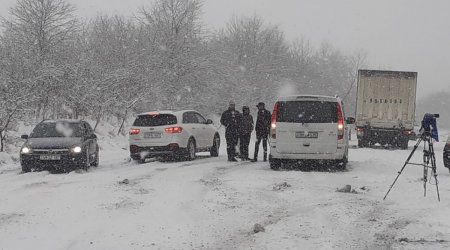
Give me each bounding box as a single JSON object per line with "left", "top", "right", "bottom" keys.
{"left": 252, "top": 143, "right": 259, "bottom": 162}
{"left": 263, "top": 151, "right": 267, "bottom": 162}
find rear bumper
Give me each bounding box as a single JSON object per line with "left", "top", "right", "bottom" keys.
{"left": 356, "top": 127, "right": 411, "bottom": 142}
{"left": 129, "top": 144, "right": 186, "bottom": 159}
{"left": 269, "top": 147, "right": 345, "bottom": 160}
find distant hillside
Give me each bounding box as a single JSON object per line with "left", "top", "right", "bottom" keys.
{"left": 416, "top": 91, "right": 450, "bottom": 130}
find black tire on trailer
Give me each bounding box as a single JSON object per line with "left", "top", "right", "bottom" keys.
{"left": 400, "top": 138, "right": 409, "bottom": 150}
{"left": 210, "top": 134, "right": 220, "bottom": 157}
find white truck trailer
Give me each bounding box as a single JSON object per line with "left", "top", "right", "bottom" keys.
{"left": 355, "top": 69, "right": 417, "bottom": 149}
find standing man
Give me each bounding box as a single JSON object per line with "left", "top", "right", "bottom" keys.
{"left": 239, "top": 106, "right": 253, "bottom": 160}
{"left": 252, "top": 102, "right": 271, "bottom": 162}
{"left": 221, "top": 101, "right": 241, "bottom": 162}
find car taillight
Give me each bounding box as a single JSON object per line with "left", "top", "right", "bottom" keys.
{"left": 357, "top": 127, "right": 364, "bottom": 136}
{"left": 403, "top": 130, "right": 412, "bottom": 135}
{"left": 165, "top": 126, "right": 183, "bottom": 133}
{"left": 271, "top": 102, "right": 279, "bottom": 139}
{"left": 129, "top": 128, "right": 140, "bottom": 135}
{"left": 337, "top": 103, "right": 344, "bottom": 140}
{"left": 130, "top": 145, "right": 140, "bottom": 153}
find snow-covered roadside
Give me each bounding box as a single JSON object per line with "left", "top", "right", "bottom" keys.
{"left": 0, "top": 131, "right": 449, "bottom": 249}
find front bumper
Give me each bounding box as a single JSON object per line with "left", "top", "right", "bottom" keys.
{"left": 20, "top": 153, "right": 85, "bottom": 170}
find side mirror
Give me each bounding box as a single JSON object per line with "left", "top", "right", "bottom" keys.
{"left": 206, "top": 119, "right": 213, "bottom": 125}
{"left": 346, "top": 117, "right": 355, "bottom": 124}
{"left": 21, "top": 134, "right": 29, "bottom": 140}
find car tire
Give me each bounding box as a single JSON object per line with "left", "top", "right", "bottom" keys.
{"left": 92, "top": 147, "right": 99, "bottom": 167}
{"left": 269, "top": 156, "right": 281, "bottom": 170}
{"left": 21, "top": 164, "right": 31, "bottom": 173}
{"left": 187, "top": 139, "right": 196, "bottom": 161}
{"left": 336, "top": 157, "right": 347, "bottom": 170}
{"left": 400, "top": 140, "right": 408, "bottom": 150}
{"left": 358, "top": 139, "right": 367, "bottom": 148}
{"left": 82, "top": 149, "right": 90, "bottom": 170}
{"left": 210, "top": 134, "right": 220, "bottom": 157}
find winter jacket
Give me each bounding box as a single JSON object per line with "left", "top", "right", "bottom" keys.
{"left": 239, "top": 114, "right": 254, "bottom": 135}
{"left": 255, "top": 109, "right": 271, "bottom": 136}
{"left": 220, "top": 109, "right": 241, "bottom": 138}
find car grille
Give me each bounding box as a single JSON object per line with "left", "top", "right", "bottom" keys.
{"left": 33, "top": 149, "right": 70, "bottom": 154}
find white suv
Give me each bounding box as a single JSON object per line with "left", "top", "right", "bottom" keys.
{"left": 268, "top": 95, "right": 354, "bottom": 170}
{"left": 129, "top": 110, "right": 220, "bottom": 162}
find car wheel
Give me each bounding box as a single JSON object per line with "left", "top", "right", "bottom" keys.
{"left": 335, "top": 155, "right": 348, "bottom": 170}
{"left": 187, "top": 139, "right": 196, "bottom": 161}
{"left": 269, "top": 156, "right": 281, "bottom": 170}
{"left": 82, "top": 149, "right": 90, "bottom": 170}
{"left": 400, "top": 140, "right": 408, "bottom": 150}
{"left": 92, "top": 147, "right": 99, "bottom": 167}
{"left": 210, "top": 134, "right": 220, "bottom": 157}
{"left": 21, "top": 164, "right": 31, "bottom": 173}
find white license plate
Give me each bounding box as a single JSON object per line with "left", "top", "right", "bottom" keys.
{"left": 295, "top": 131, "right": 318, "bottom": 138}
{"left": 144, "top": 132, "right": 161, "bottom": 138}
{"left": 40, "top": 155, "right": 61, "bottom": 160}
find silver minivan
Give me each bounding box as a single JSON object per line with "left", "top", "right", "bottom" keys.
{"left": 268, "top": 95, "right": 354, "bottom": 170}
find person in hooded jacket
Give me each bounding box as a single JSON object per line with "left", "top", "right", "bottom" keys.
{"left": 220, "top": 101, "right": 241, "bottom": 161}
{"left": 239, "top": 106, "right": 253, "bottom": 160}
{"left": 252, "top": 102, "right": 271, "bottom": 162}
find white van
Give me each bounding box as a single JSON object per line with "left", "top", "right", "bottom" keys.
{"left": 268, "top": 95, "right": 354, "bottom": 170}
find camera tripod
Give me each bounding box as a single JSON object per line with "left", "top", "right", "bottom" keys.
{"left": 383, "top": 132, "right": 440, "bottom": 202}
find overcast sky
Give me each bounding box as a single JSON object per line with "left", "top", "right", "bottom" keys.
{"left": 1, "top": 0, "right": 449, "bottom": 98}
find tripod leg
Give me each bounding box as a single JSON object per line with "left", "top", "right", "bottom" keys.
{"left": 429, "top": 142, "right": 441, "bottom": 202}
{"left": 383, "top": 138, "right": 422, "bottom": 200}
{"left": 423, "top": 149, "right": 428, "bottom": 197}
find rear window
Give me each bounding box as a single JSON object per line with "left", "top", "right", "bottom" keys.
{"left": 133, "top": 114, "right": 177, "bottom": 127}
{"left": 277, "top": 101, "right": 338, "bottom": 123}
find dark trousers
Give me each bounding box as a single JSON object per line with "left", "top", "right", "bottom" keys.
{"left": 239, "top": 134, "right": 251, "bottom": 159}
{"left": 226, "top": 134, "right": 238, "bottom": 160}
{"left": 254, "top": 134, "right": 268, "bottom": 160}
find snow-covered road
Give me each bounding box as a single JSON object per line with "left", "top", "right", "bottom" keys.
{"left": 1, "top": 139, "right": 450, "bottom": 250}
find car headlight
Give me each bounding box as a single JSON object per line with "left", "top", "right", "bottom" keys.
{"left": 72, "top": 146, "right": 82, "bottom": 153}
{"left": 21, "top": 147, "right": 31, "bottom": 154}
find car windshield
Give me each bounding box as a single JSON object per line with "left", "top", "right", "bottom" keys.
{"left": 277, "top": 101, "right": 338, "bottom": 123}
{"left": 133, "top": 114, "right": 177, "bottom": 127}
{"left": 30, "top": 122, "right": 82, "bottom": 138}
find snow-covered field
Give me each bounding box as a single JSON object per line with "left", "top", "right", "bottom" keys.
{"left": 1, "top": 132, "right": 450, "bottom": 250}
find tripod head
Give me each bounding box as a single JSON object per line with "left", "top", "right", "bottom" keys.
{"left": 419, "top": 113, "right": 439, "bottom": 142}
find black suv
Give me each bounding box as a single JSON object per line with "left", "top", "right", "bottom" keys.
{"left": 444, "top": 135, "right": 450, "bottom": 172}
{"left": 20, "top": 120, "right": 99, "bottom": 172}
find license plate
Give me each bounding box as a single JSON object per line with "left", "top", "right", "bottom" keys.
{"left": 144, "top": 132, "right": 161, "bottom": 138}
{"left": 295, "top": 131, "right": 318, "bottom": 138}
{"left": 40, "top": 155, "right": 61, "bottom": 160}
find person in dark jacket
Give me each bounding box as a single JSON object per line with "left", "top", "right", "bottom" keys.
{"left": 220, "top": 101, "right": 241, "bottom": 162}
{"left": 252, "top": 102, "right": 271, "bottom": 162}
{"left": 239, "top": 106, "right": 254, "bottom": 160}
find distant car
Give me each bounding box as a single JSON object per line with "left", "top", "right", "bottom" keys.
{"left": 444, "top": 135, "right": 450, "bottom": 172}
{"left": 129, "top": 110, "right": 220, "bottom": 162}
{"left": 268, "top": 95, "right": 355, "bottom": 170}
{"left": 20, "top": 120, "right": 99, "bottom": 172}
